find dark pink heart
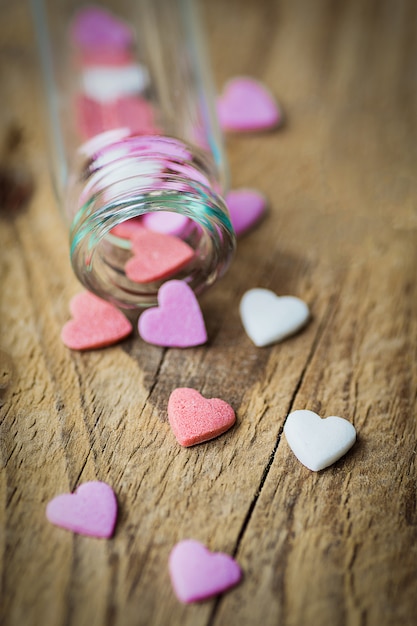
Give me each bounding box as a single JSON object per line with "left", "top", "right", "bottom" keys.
{"left": 169, "top": 539, "right": 242, "bottom": 603}
{"left": 138, "top": 280, "right": 207, "bottom": 348}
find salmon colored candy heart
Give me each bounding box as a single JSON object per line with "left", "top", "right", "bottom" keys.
{"left": 138, "top": 280, "right": 207, "bottom": 348}
{"left": 111, "top": 217, "right": 144, "bottom": 239}
{"left": 46, "top": 481, "right": 118, "bottom": 538}
{"left": 61, "top": 291, "right": 132, "bottom": 351}
{"left": 217, "top": 76, "right": 282, "bottom": 132}
{"left": 225, "top": 188, "right": 267, "bottom": 237}
{"left": 76, "top": 95, "right": 158, "bottom": 140}
{"left": 169, "top": 539, "right": 242, "bottom": 603}
{"left": 168, "top": 387, "right": 235, "bottom": 446}
{"left": 125, "top": 230, "right": 194, "bottom": 283}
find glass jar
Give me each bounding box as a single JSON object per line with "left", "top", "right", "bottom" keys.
{"left": 31, "top": 0, "right": 235, "bottom": 308}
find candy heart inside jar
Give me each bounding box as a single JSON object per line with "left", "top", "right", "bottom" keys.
{"left": 67, "top": 135, "right": 235, "bottom": 308}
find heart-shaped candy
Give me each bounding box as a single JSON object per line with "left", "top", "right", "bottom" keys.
{"left": 76, "top": 95, "right": 158, "bottom": 140}
{"left": 217, "top": 76, "right": 281, "bottom": 132}
{"left": 61, "top": 291, "right": 132, "bottom": 350}
{"left": 46, "top": 481, "right": 118, "bottom": 538}
{"left": 111, "top": 217, "right": 144, "bottom": 239}
{"left": 125, "top": 229, "right": 194, "bottom": 283}
{"left": 284, "top": 410, "right": 357, "bottom": 471}
{"left": 138, "top": 280, "right": 207, "bottom": 348}
{"left": 169, "top": 539, "right": 242, "bottom": 603}
{"left": 71, "top": 6, "right": 133, "bottom": 51}
{"left": 142, "top": 211, "right": 192, "bottom": 238}
{"left": 168, "top": 387, "right": 236, "bottom": 446}
{"left": 240, "top": 288, "right": 310, "bottom": 347}
{"left": 226, "top": 188, "right": 267, "bottom": 236}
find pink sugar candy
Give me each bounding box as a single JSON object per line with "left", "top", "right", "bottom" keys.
{"left": 125, "top": 229, "right": 194, "bottom": 283}
{"left": 168, "top": 387, "right": 236, "bottom": 447}
{"left": 225, "top": 188, "right": 267, "bottom": 236}
{"left": 71, "top": 6, "right": 134, "bottom": 51}
{"left": 169, "top": 539, "right": 242, "bottom": 603}
{"left": 142, "top": 211, "right": 192, "bottom": 238}
{"left": 138, "top": 280, "right": 207, "bottom": 348}
{"left": 61, "top": 291, "right": 132, "bottom": 350}
{"left": 217, "top": 76, "right": 282, "bottom": 132}
{"left": 77, "top": 48, "right": 134, "bottom": 67}
{"left": 111, "top": 218, "right": 144, "bottom": 240}
{"left": 46, "top": 481, "right": 118, "bottom": 538}
{"left": 75, "top": 95, "right": 158, "bottom": 140}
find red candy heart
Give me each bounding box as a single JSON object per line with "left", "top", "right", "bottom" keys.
{"left": 61, "top": 291, "right": 132, "bottom": 350}
{"left": 167, "top": 387, "right": 235, "bottom": 446}
{"left": 125, "top": 229, "right": 194, "bottom": 283}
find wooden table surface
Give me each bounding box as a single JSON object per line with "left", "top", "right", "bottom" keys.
{"left": 1, "top": 0, "right": 417, "bottom": 624}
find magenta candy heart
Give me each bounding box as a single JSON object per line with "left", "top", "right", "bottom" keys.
{"left": 169, "top": 539, "right": 242, "bottom": 603}
{"left": 71, "top": 6, "right": 134, "bottom": 51}
{"left": 226, "top": 188, "right": 267, "bottom": 236}
{"left": 138, "top": 280, "right": 207, "bottom": 348}
{"left": 46, "top": 481, "right": 117, "bottom": 538}
{"left": 217, "top": 76, "right": 281, "bottom": 132}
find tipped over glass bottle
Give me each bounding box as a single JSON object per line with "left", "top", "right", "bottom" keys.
{"left": 31, "top": 0, "right": 235, "bottom": 308}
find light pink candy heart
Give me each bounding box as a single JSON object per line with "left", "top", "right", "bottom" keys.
{"left": 142, "top": 211, "right": 192, "bottom": 238}
{"left": 138, "top": 280, "right": 207, "bottom": 348}
{"left": 217, "top": 76, "right": 281, "bottom": 132}
{"left": 169, "top": 539, "right": 242, "bottom": 603}
{"left": 46, "top": 481, "right": 117, "bottom": 538}
{"left": 71, "top": 6, "right": 133, "bottom": 51}
{"left": 226, "top": 188, "right": 267, "bottom": 236}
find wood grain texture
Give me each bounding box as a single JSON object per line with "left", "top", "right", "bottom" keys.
{"left": 1, "top": 0, "right": 417, "bottom": 625}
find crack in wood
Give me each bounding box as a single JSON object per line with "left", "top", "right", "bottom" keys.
{"left": 207, "top": 295, "right": 339, "bottom": 625}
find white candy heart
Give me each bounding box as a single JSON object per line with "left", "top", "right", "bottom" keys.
{"left": 239, "top": 288, "right": 309, "bottom": 347}
{"left": 284, "top": 410, "right": 356, "bottom": 471}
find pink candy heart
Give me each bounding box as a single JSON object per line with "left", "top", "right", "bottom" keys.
{"left": 226, "top": 188, "right": 267, "bottom": 236}
{"left": 71, "top": 6, "right": 133, "bottom": 51}
{"left": 76, "top": 95, "right": 158, "bottom": 140}
{"left": 46, "top": 481, "right": 117, "bottom": 538}
{"left": 168, "top": 387, "right": 236, "bottom": 447}
{"left": 125, "top": 230, "right": 194, "bottom": 283}
{"left": 138, "top": 280, "right": 207, "bottom": 348}
{"left": 142, "top": 211, "right": 192, "bottom": 238}
{"left": 217, "top": 76, "right": 281, "bottom": 132}
{"left": 61, "top": 291, "right": 132, "bottom": 350}
{"left": 169, "top": 539, "right": 242, "bottom": 603}
{"left": 111, "top": 217, "right": 144, "bottom": 239}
